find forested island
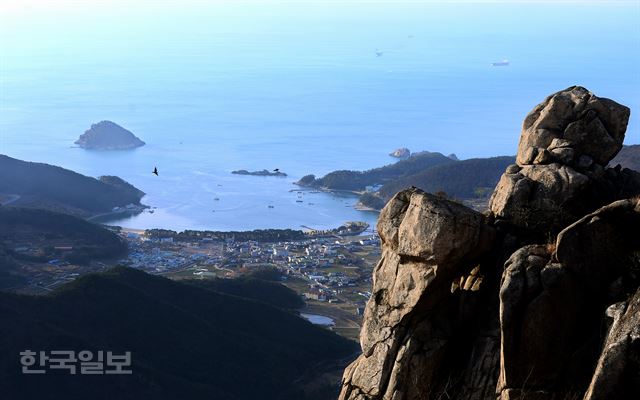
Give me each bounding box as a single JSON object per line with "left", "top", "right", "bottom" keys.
{"left": 75, "top": 120, "right": 145, "bottom": 150}
{"left": 232, "top": 169, "right": 287, "bottom": 177}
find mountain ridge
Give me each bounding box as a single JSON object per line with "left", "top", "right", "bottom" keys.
{"left": 0, "top": 154, "right": 145, "bottom": 217}
{"left": 0, "top": 266, "right": 357, "bottom": 400}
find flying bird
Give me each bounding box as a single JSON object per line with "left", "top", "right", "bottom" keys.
{"left": 152, "top": 167, "right": 158, "bottom": 176}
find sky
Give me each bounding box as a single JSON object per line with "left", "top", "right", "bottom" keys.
{"left": 1, "top": 0, "right": 638, "bottom": 11}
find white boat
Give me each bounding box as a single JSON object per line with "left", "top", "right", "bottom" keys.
{"left": 492, "top": 59, "right": 510, "bottom": 66}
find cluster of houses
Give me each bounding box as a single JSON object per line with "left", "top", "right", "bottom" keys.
{"left": 125, "top": 241, "right": 223, "bottom": 273}
{"left": 120, "top": 230, "right": 381, "bottom": 307}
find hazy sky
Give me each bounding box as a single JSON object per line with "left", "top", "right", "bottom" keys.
{"left": 1, "top": 0, "right": 638, "bottom": 12}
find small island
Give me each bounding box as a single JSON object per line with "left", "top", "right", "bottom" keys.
{"left": 75, "top": 121, "right": 145, "bottom": 150}
{"left": 389, "top": 147, "right": 410, "bottom": 158}
{"left": 232, "top": 169, "right": 287, "bottom": 177}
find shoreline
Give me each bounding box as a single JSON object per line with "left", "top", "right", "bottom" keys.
{"left": 93, "top": 186, "right": 380, "bottom": 233}
{"left": 86, "top": 204, "right": 149, "bottom": 223}
{"left": 108, "top": 222, "right": 374, "bottom": 241}
{"left": 354, "top": 202, "right": 380, "bottom": 212}
{"left": 295, "top": 184, "right": 382, "bottom": 213}
{"left": 293, "top": 182, "right": 364, "bottom": 197}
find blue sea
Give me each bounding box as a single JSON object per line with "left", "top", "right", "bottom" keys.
{"left": 1, "top": 1, "right": 639, "bottom": 231}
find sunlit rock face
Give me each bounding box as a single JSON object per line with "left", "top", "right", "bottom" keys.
{"left": 339, "top": 87, "right": 640, "bottom": 400}
{"left": 490, "top": 86, "right": 634, "bottom": 235}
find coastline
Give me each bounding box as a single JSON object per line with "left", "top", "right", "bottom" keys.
{"left": 294, "top": 184, "right": 382, "bottom": 213}
{"left": 91, "top": 183, "right": 381, "bottom": 233}
{"left": 293, "top": 183, "right": 366, "bottom": 197}
{"left": 87, "top": 204, "right": 149, "bottom": 223}
{"left": 354, "top": 202, "right": 380, "bottom": 212}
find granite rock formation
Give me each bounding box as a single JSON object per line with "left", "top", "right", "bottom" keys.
{"left": 490, "top": 86, "right": 634, "bottom": 234}
{"left": 339, "top": 87, "right": 640, "bottom": 400}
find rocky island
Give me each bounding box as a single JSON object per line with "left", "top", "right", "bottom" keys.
{"left": 389, "top": 147, "right": 411, "bottom": 158}
{"left": 75, "top": 120, "right": 145, "bottom": 150}
{"left": 339, "top": 86, "right": 640, "bottom": 400}
{"left": 231, "top": 169, "right": 287, "bottom": 177}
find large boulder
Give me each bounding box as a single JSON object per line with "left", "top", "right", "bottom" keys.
{"left": 377, "top": 189, "right": 495, "bottom": 265}
{"left": 340, "top": 189, "right": 496, "bottom": 400}
{"left": 516, "top": 86, "right": 629, "bottom": 167}
{"left": 497, "top": 198, "right": 640, "bottom": 399}
{"left": 490, "top": 87, "right": 634, "bottom": 235}
{"left": 498, "top": 245, "right": 589, "bottom": 400}
{"left": 489, "top": 163, "right": 589, "bottom": 233}
{"left": 555, "top": 198, "right": 640, "bottom": 289}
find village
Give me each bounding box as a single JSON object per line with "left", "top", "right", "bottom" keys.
{"left": 2, "top": 220, "right": 381, "bottom": 339}
{"left": 121, "top": 227, "right": 380, "bottom": 338}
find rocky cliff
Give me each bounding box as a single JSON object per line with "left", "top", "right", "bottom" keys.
{"left": 339, "top": 86, "right": 640, "bottom": 400}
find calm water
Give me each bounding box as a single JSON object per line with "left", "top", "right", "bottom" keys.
{"left": 301, "top": 313, "right": 335, "bottom": 327}
{"left": 1, "top": 1, "right": 638, "bottom": 231}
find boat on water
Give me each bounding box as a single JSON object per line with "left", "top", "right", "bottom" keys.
{"left": 296, "top": 200, "right": 304, "bottom": 203}
{"left": 268, "top": 205, "right": 275, "bottom": 208}
{"left": 492, "top": 59, "right": 510, "bottom": 66}
{"left": 214, "top": 198, "right": 220, "bottom": 201}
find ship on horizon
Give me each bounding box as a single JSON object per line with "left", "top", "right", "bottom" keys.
{"left": 492, "top": 59, "right": 510, "bottom": 66}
